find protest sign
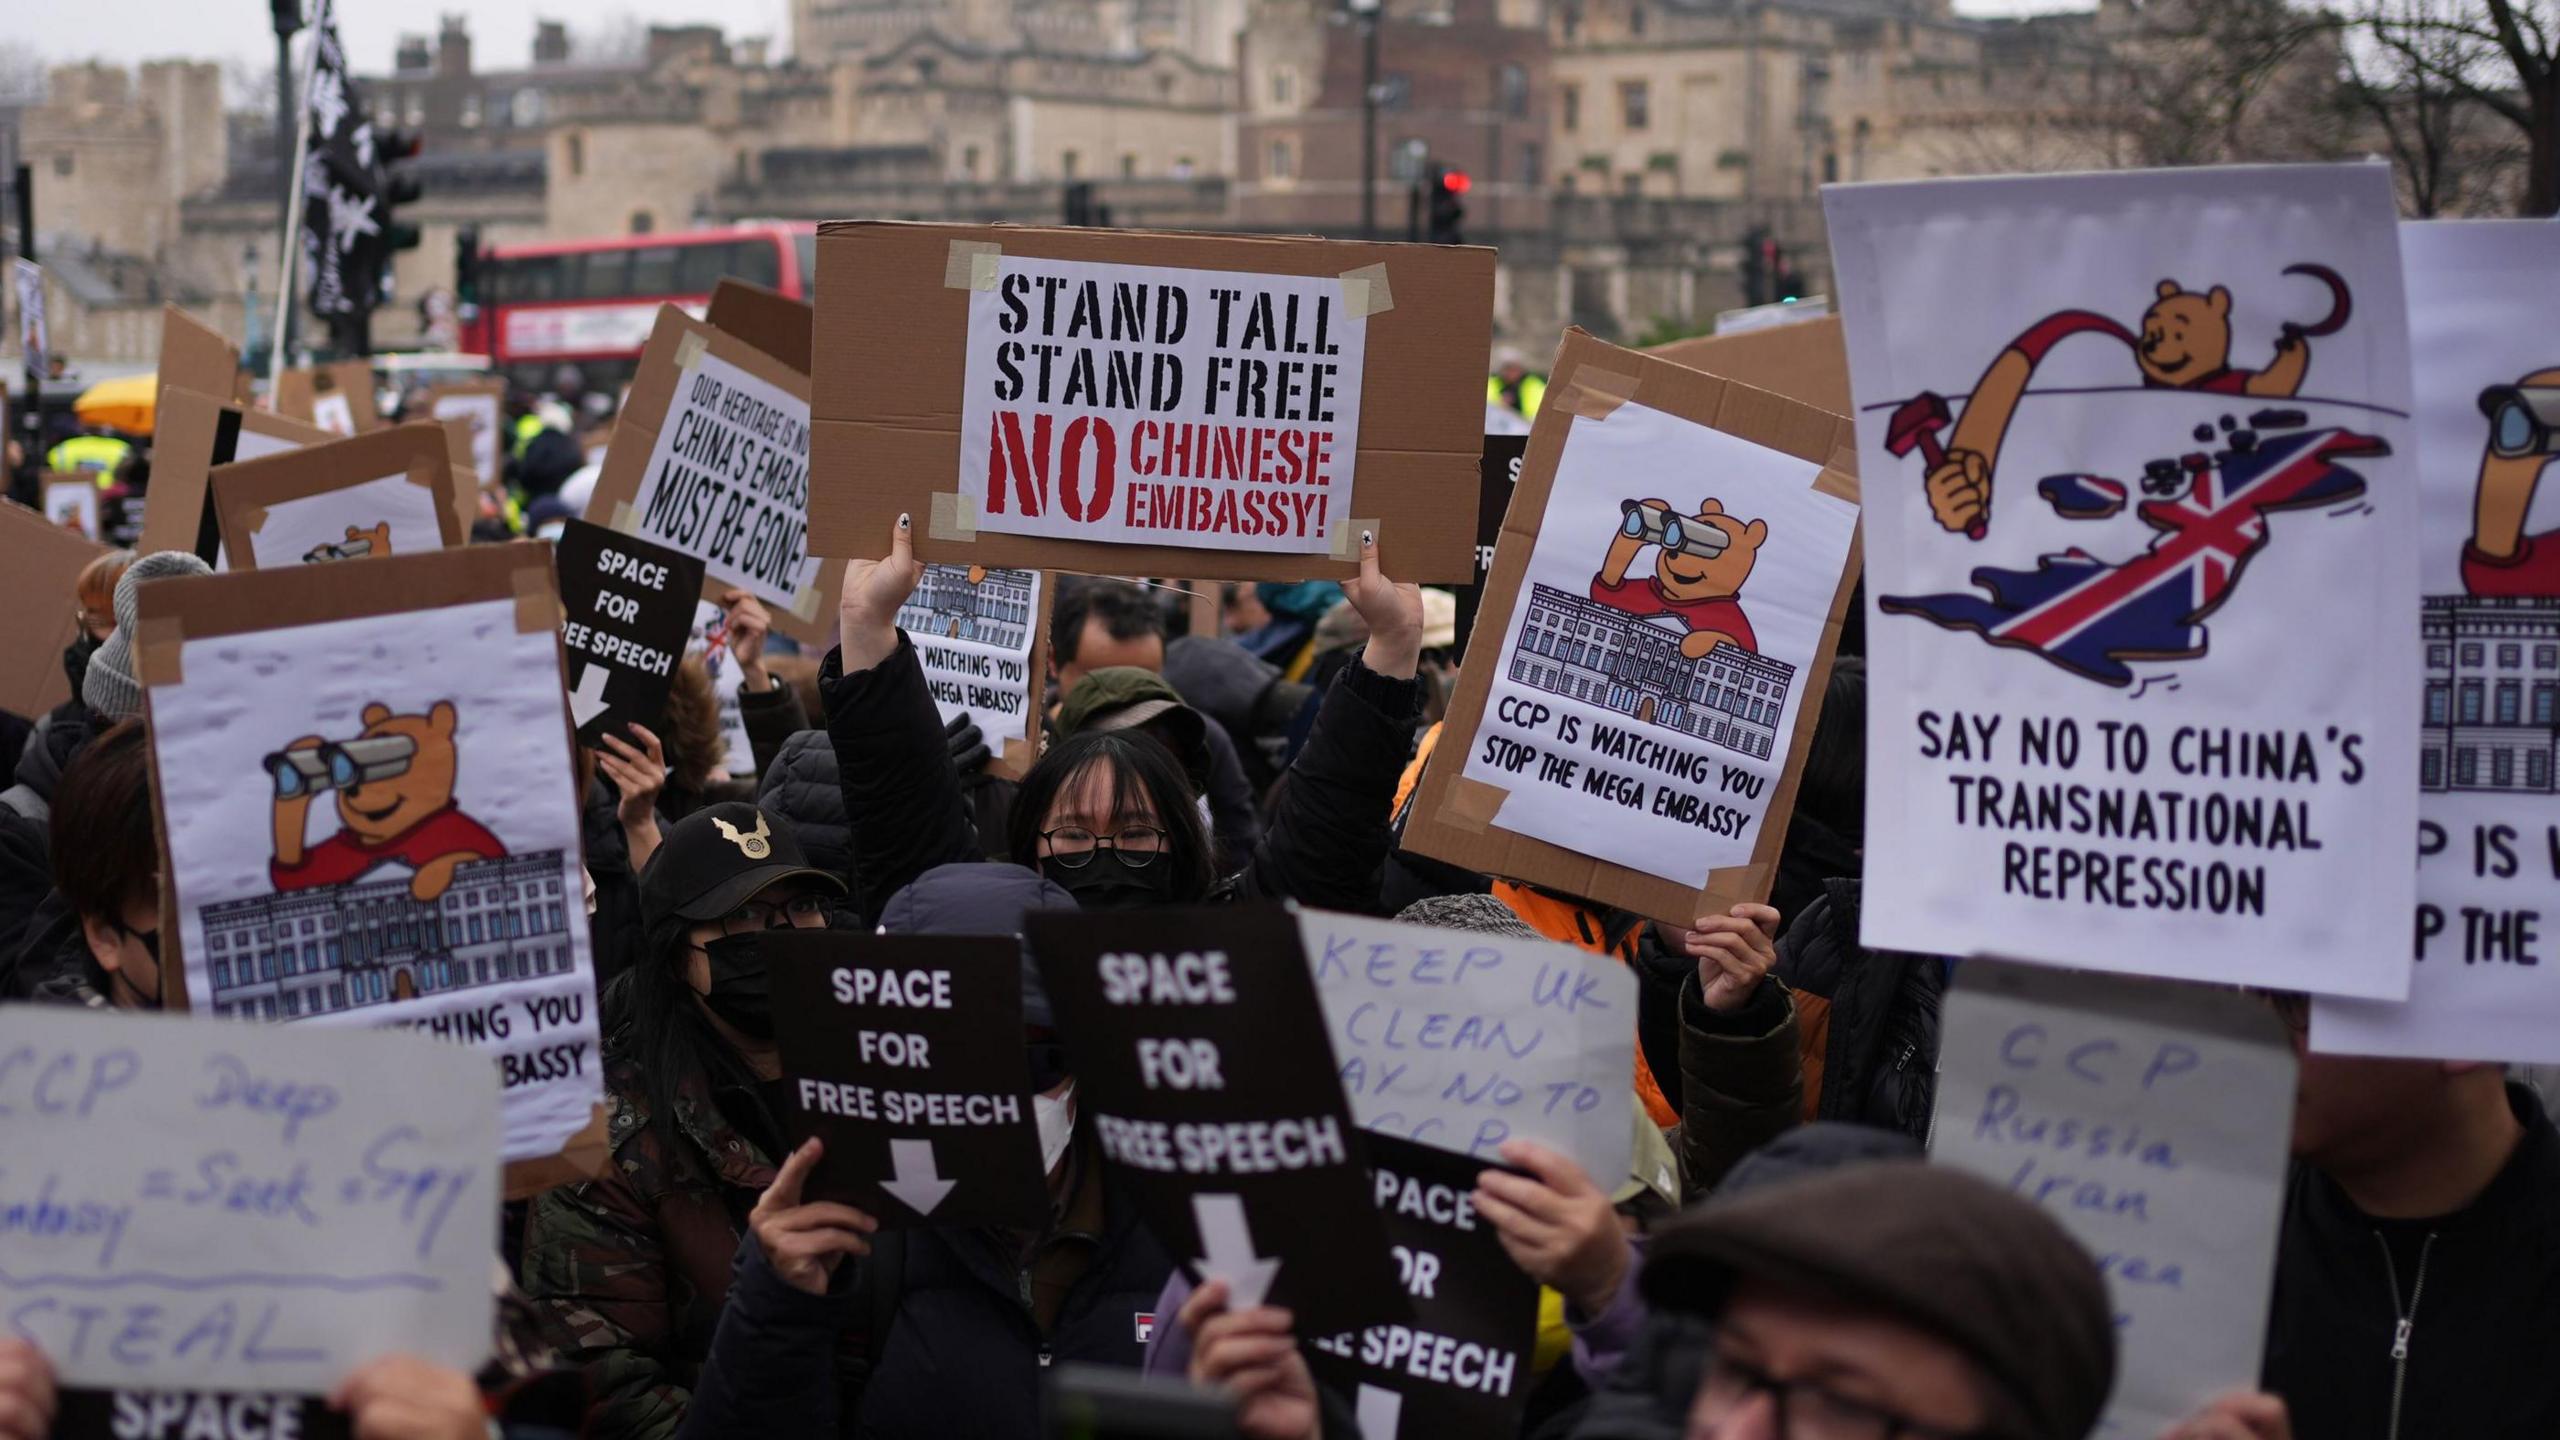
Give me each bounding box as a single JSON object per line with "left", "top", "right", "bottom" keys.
{"left": 706, "top": 277, "right": 814, "bottom": 375}
{"left": 583, "top": 307, "right": 837, "bottom": 641}
{"left": 0, "top": 1007, "right": 499, "bottom": 1393}
{"left": 898, "top": 563, "right": 1050, "bottom": 773}
{"left": 1028, "top": 903, "right": 1407, "bottom": 1336}
{"left": 1403, "top": 332, "right": 1862, "bottom": 927}
{"left": 426, "top": 380, "right": 505, "bottom": 489}
{"left": 686, "top": 599, "right": 758, "bottom": 777}
{"left": 812, "top": 222, "right": 1491, "bottom": 583}
{"left": 1450, "top": 434, "right": 1527, "bottom": 661}
{"left": 765, "top": 931, "right": 1051, "bottom": 1230}
{"left": 140, "top": 388, "right": 334, "bottom": 566}
{"left": 137, "top": 543, "right": 607, "bottom": 1188}
{"left": 553, "top": 518, "right": 707, "bottom": 749}
{"left": 1930, "top": 959, "right": 2295, "bottom": 1439}
{"left": 156, "top": 303, "right": 248, "bottom": 408}
{"left": 2314, "top": 220, "right": 2560, "bottom": 1061}
{"left": 0, "top": 498, "right": 109, "bottom": 717}
{"left": 52, "top": 1389, "right": 347, "bottom": 1440}
{"left": 1302, "top": 908, "right": 1635, "bottom": 1185}
{"left": 274, "top": 362, "right": 380, "bottom": 437}
{"left": 1303, "top": 1133, "right": 1542, "bottom": 1440}
{"left": 45, "top": 472, "right": 101, "bottom": 539}
{"left": 212, "top": 424, "right": 467, "bottom": 569}
{"left": 1646, "top": 315, "right": 1851, "bottom": 416}
{"left": 1829, "top": 164, "right": 2419, "bottom": 998}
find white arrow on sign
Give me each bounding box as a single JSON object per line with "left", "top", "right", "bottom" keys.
{"left": 882, "top": 1138, "right": 955, "bottom": 1217}
{"left": 1191, "top": 1192, "right": 1281, "bottom": 1311}
{"left": 568, "top": 663, "right": 612, "bottom": 729}
{"left": 1354, "top": 1384, "right": 1403, "bottom": 1440}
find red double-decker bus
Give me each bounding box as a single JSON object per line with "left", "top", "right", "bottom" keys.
{"left": 457, "top": 223, "right": 815, "bottom": 393}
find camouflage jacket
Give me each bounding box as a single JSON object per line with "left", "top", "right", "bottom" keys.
{"left": 519, "top": 1060, "right": 779, "bottom": 1440}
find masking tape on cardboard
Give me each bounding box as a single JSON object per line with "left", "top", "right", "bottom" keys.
{"left": 1814, "top": 439, "right": 1861, "bottom": 502}
{"left": 995, "top": 736, "right": 1038, "bottom": 782}
{"left": 1329, "top": 519, "right": 1379, "bottom": 562}
{"left": 513, "top": 562, "right": 561, "bottom": 634}
{"left": 1440, "top": 777, "right": 1512, "bottom": 834}
{"left": 1338, "top": 263, "right": 1395, "bottom": 319}
{"left": 786, "top": 584, "right": 824, "bottom": 622}
{"left": 1557, "top": 365, "right": 1641, "bottom": 422}
{"left": 137, "top": 614, "right": 187, "bottom": 688}
{"left": 929, "top": 491, "right": 979, "bottom": 542}
{"left": 607, "top": 501, "right": 639, "bottom": 536}
{"left": 673, "top": 330, "right": 709, "bottom": 372}
{"left": 945, "top": 241, "right": 1003, "bottom": 292}
{"left": 235, "top": 505, "right": 268, "bottom": 546}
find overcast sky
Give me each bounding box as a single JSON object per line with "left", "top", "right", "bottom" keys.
{"left": 20, "top": 0, "right": 2081, "bottom": 76}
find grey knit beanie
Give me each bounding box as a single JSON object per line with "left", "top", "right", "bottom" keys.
{"left": 82, "top": 551, "right": 213, "bottom": 719}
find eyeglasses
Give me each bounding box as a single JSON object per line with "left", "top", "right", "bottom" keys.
{"left": 2479, "top": 384, "right": 2560, "bottom": 460}
{"left": 1620, "top": 500, "right": 1733, "bottom": 560}
{"left": 718, "top": 893, "right": 831, "bottom": 936}
{"left": 1693, "top": 1350, "right": 1969, "bottom": 1440}
{"left": 1039, "top": 825, "right": 1168, "bottom": 869}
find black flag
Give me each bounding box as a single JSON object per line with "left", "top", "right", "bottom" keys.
{"left": 298, "top": 7, "right": 382, "bottom": 322}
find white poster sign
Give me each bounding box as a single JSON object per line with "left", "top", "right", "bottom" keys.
{"left": 431, "top": 390, "right": 502, "bottom": 487}
{"left": 0, "top": 1007, "right": 499, "bottom": 1392}
{"left": 1301, "top": 909, "right": 1635, "bottom": 1186}
{"left": 1458, "top": 401, "right": 1857, "bottom": 888}
{"left": 898, "top": 564, "right": 1045, "bottom": 749}
{"left": 687, "top": 599, "right": 756, "bottom": 778}
{"left": 246, "top": 470, "right": 449, "bottom": 565}
{"left": 149, "top": 596, "right": 603, "bottom": 1161}
{"left": 1930, "top": 960, "right": 2295, "bottom": 1440}
{"left": 628, "top": 349, "right": 818, "bottom": 614}
{"left": 45, "top": 476, "right": 99, "bottom": 539}
{"left": 2317, "top": 220, "right": 2560, "bottom": 1061}
{"left": 312, "top": 389, "right": 358, "bottom": 436}
{"left": 1829, "top": 164, "right": 2420, "bottom": 998}
{"left": 958, "top": 255, "right": 1369, "bottom": 555}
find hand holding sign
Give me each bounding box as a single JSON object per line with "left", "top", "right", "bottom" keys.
{"left": 0, "top": 1339, "right": 55, "bottom": 1440}
{"left": 1680, "top": 902, "right": 1780, "bottom": 1013}
{"left": 721, "top": 587, "right": 773, "bottom": 692}
{"left": 1345, "top": 530, "right": 1425, "bottom": 680}
{"left": 327, "top": 1355, "right": 488, "bottom": 1440}
{"left": 596, "top": 724, "right": 668, "bottom": 869}
{"left": 750, "top": 1139, "right": 880, "bottom": 1296}
{"left": 841, "top": 514, "right": 927, "bottom": 672}
{"left": 1181, "top": 1279, "right": 1321, "bottom": 1440}
{"left": 1471, "top": 1140, "right": 1626, "bottom": 1318}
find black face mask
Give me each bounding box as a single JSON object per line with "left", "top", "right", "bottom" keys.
{"left": 1041, "top": 851, "right": 1179, "bottom": 911}
{"left": 69, "top": 630, "right": 103, "bottom": 668}
{"left": 697, "top": 933, "right": 774, "bottom": 1040}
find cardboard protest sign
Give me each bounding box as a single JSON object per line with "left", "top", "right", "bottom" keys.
{"left": 1028, "top": 903, "right": 1407, "bottom": 1335}
{"left": 140, "top": 387, "right": 335, "bottom": 566}
{"left": 1645, "top": 315, "right": 1852, "bottom": 416}
{"left": 274, "top": 360, "right": 381, "bottom": 437}
{"left": 44, "top": 472, "right": 100, "bottom": 539}
{"left": 553, "top": 518, "right": 707, "bottom": 748}
{"left": 813, "top": 222, "right": 1492, "bottom": 583}
{"left": 1829, "top": 165, "right": 2419, "bottom": 998}
{"left": 898, "top": 563, "right": 1050, "bottom": 774}
{"left": 1403, "top": 332, "right": 1862, "bottom": 926}
{"left": 686, "top": 599, "right": 759, "bottom": 777}
{"left": 1304, "top": 1133, "right": 1541, "bottom": 1440}
{"left": 1450, "top": 434, "right": 1527, "bottom": 661}
{"left": 1930, "top": 959, "right": 2295, "bottom": 1439}
{"left": 0, "top": 1007, "right": 498, "bottom": 1392}
{"left": 2314, "top": 220, "right": 2560, "bottom": 1061}
{"left": 0, "top": 499, "right": 110, "bottom": 717}
{"left": 426, "top": 379, "right": 506, "bottom": 489}
{"left": 706, "top": 278, "right": 814, "bottom": 375}
{"left": 155, "top": 303, "right": 247, "bottom": 407}
{"left": 211, "top": 424, "right": 467, "bottom": 569}
{"left": 1303, "top": 909, "right": 1635, "bottom": 1185}
{"left": 765, "top": 931, "right": 1051, "bottom": 1230}
{"left": 137, "top": 544, "right": 607, "bottom": 1189}
{"left": 582, "top": 307, "right": 837, "bottom": 641}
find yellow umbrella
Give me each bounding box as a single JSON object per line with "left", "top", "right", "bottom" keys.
{"left": 74, "top": 372, "right": 160, "bottom": 436}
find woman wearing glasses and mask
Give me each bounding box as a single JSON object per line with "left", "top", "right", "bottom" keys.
{"left": 520, "top": 800, "right": 847, "bottom": 1440}
{"left": 822, "top": 517, "right": 1428, "bottom": 921}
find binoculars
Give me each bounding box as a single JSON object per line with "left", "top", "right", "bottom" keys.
{"left": 2480, "top": 385, "right": 2560, "bottom": 460}
{"left": 302, "top": 535, "right": 377, "bottom": 564}
{"left": 266, "top": 734, "right": 417, "bottom": 799}
{"left": 1620, "top": 499, "right": 1732, "bottom": 560}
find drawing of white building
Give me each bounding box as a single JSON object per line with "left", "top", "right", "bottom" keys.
{"left": 2422, "top": 595, "right": 2560, "bottom": 795}
{"left": 899, "top": 565, "right": 1036, "bottom": 649}
{"left": 1510, "top": 584, "right": 1794, "bottom": 760}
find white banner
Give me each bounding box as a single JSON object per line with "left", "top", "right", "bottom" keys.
{"left": 631, "top": 350, "right": 819, "bottom": 612}
{"left": 898, "top": 564, "right": 1044, "bottom": 750}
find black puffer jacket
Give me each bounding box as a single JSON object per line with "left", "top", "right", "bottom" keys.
{"left": 1770, "top": 879, "right": 1944, "bottom": 1143}
{"left": 1160, "top": 633, "right": 1310, "bottom": 795}
{"left": 756, "top": 729, "right": 1018, "bottom": 887}
{"left": 820, "top": 634, "right": 1421, "bottom": 926}
{"left": 0, "top": 707, "right": 91, "bottom": 967}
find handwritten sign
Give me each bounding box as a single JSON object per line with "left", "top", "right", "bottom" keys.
{"left": 0, "top": 1008, "right": 499, "bottom": 1393}
{"left": 960, "top": 255, "right": 1370, "bottom": 556}
{"left": 1301, "top": 909, "right": 1634, "bottom": 1186}
{"left": 1929, "top": 960, "right": 2295, "bottom": 1438}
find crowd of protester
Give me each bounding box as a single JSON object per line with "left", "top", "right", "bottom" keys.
{"left": 0, "top": 371, "right": 2553, "bottom": 1440}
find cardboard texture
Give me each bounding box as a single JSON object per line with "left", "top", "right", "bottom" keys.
{"left": 1645, "top": 316, "right": 1852, "bottom": 417}
{"left": 156, "top": 304, "right": 246, "bottom": 410}
{"left": 272, "top": 360, "right": 382, "bottom": 434}
{"left": 582, "top": 305, "right": 841, "bottom": 643}
{"left": 0, "top": 499, "right": 111, "bottom": 717}
{"left": 705, "top": 279, "right": 813, "bottom": 375}
{"left": 442, "top": 417, "right": 483, "bottom": 533}
{"left": 133, "top": 541, "right": 603, "bottom": 1196}
{"left": 810, "top": 221, "right": 1494, "bottom": 583}
{"left": 210, "top": 423, "right": 469, "bottom": 568}
{"left": 1402, "top": 330, "right": 1864, "bottom": 928}
{"left": 139, "top": 387, "right": 338, "bottom": 560}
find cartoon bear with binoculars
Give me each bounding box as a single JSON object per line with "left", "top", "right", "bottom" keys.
{"left": 268, "top": 700, "right": 505, "bottom": 902}
{"left": 1591, "top": 497, "right": 1768, "bottom": 659}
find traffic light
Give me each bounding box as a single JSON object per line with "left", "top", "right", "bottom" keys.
{"left": 453, "top": 223, "right": 482, "bottom": 312}
{"left": 1427, "top": 165, "right": 1469, "bottom": 245}
{"left": 378, "top": 127, "right": 426, "bottom": 260}
{"left": 1739, "top": 225, "right": 1771, "bottom": 307}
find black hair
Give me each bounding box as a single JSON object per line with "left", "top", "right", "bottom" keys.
{"left": 1009, "top": 729, "right": 1217, "bottom": 903}
{"left": 52, "top": 718, "right": 156, "bottom": 924}
{"left": 1796, "top": 656, "right": 1865, "bottom": 840}
{"left": 604, "top": 907, "right": 764, "bottom": 1162}
{"left": 1050, "top": 577, "right": 1166, "bottom": 665}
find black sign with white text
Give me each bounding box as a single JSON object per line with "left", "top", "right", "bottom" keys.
{"left": 1452, "top": 434, "right": 1528, "bottom": 662}
{"left": 1026, "top": 903, "right": 1406, "bottom": 1337}
{"left": 53, "top": 1389, "right": 350, "bottom": 1440}
{"left": 1303, "top": 1133, "right": 1542, "bottom": 1440}
{"left": 765, "top": 931, "right": 1050, "bottom": 1231}
{"left": 553, "top": 518, "right": 706, "bottom": 748}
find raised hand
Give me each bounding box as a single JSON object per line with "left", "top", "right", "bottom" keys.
{"left": 840, "top": 515, "right": 927, "bottom": 673}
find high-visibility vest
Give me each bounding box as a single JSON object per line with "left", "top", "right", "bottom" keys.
{"left": 49, "top": 435, "right": 134, "bottom": 480}
{"left": 510, "top": 412, "right": 544, "bottom": 460}
{"left": 1487, "top": 372, "right": 1546, "bottom": 420}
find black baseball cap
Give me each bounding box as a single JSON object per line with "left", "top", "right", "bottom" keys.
{"left": 639, "top": 801, "right": 845, "bottom": 927}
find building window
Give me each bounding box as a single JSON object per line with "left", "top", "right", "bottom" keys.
{"left": 1631, "top": 5, "right": 1647, "bottom": 35}
{"left": 962, "top": 144, "right": 981, "bottom": 177}
{"left": 2428, "top": 644, "right": 2450, "bottom": 667}
{"left": 1379, "top": 74, "right": 1411, "bottom": 111}
{"left": 630, "top": 211, "right": 654, "bottom": 234}
{"left": 1121, "top": 152, "right": 1139, "bottom": 179}
{"left": 1498, "top": 63, "right": 1529, "bottom": 119}
{"left": 2538, "top": 645, "right": 2558, "bottom": 670}
{"left": 2461, "top": 642, "right": 2483, "bottom": 667}
{"left": 52, "top": 154, "right": 72, "bottom": 177}
{"left": 1268, "top": 137, "right": 1295, "bottom": 180}
{"left": 213, "top": 960, "right": 231, "bottom": 988}
{"left": 2532, "top": 751, "right": 2553, "bottom": 789}
{"left": 566, "top": 132, "right": 585, "bottom": 177}
{"left": 1270, "top": 66, "right": 1295, "bottom": 105}
{"left": 2500, "top": 643, "right": 2524, "bottom": 668}
{"left": 2460, "top": 682, "right": 2484, "bottom": 723}
{"left": 2536, "top": 684, "right": 2558, "bottom": 724}
{"left": 2456, "top": 748, "right": 2479, "bottom": 785}
{"left": 1620, "top": 81, "right": 1650, "bottom": 130}
{"left": 1560, "top": 84, "right": 1580, "bottom": 132}
{"left": 2422, "top": 750, "right": 2443, "bottom": 788}
{"left": 2498, "top": 681, "right": 2522, "bottom": 724}
{"left": 460, "top": 94, "right": 482, "bottom": 128}
{"left": 1062, "top": 149, "right": 1080, "bottom": 179}
{"left": 512, "top": 90, "right": 544, "bottom": 126}
{"left": 1389, "top": 140, "right": 1428, "bottom": 183}
{"left": 2494, "top": 749, "right": 2515, "bottom": 787}
{"left": 2426, "top": 684, "right": 2448, "bottom": 725}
